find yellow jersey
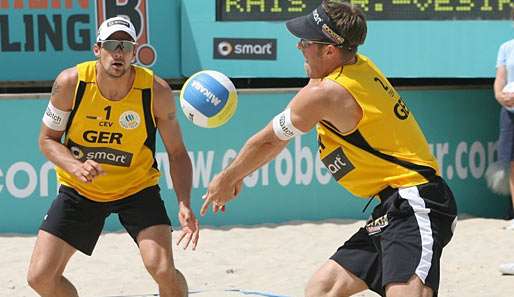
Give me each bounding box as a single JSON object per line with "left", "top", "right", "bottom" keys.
{"left": 56, "top": 61, "right": 160, "bottom": 202}
{"left": 317, "top": 54, "right": 439, "bottom": 198}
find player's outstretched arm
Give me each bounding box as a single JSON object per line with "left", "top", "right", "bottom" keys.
{"left": 200, "top": 81, "right": 335, "bottom": 216}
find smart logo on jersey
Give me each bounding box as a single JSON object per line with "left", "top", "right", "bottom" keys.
{"left": 96, "top": 0, "right": 157, "bottom": 66}
{"left": 321, "top": 147, "right": 354, "bottom": 181}
{"left": 70, "top": 146, "right": 84, "bottom": 159}
{"left": 68, "top": 140, "right": 133, "bottom": 167}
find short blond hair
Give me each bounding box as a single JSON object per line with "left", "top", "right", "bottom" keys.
{"left": 322, "top": 0, "right": 367, "bottom": 53}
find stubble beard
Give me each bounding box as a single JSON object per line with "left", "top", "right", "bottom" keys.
{"left": 105, "top": 64, "right": 128, "bottom": 79}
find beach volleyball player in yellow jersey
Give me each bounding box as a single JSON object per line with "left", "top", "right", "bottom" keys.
{"left": 201, "top": 1, "right": 457, "bottom": 296}
{"left": 27, "top": 16, "right": 197, "bottom": 297}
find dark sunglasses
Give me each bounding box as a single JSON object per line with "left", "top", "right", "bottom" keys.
{"left": 99, "top": 40, "right": 136, "bottom": 53}
{"left": 299, "top": 38, "right": 344, "bottom": 49}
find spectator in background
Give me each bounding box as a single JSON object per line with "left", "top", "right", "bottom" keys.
{"left": 494, "top": 8, "right": 514, "bottom": 229}
{"left": 494, "top": 7, "right": 514, "bottom": 275}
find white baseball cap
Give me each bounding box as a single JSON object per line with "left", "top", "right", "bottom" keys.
{"left": 96, "top": 16, "right": 137, "bottom": 42}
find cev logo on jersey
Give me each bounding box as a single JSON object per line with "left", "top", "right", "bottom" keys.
{"left": 119, "top": 111, "right": 141, "bottom": 129}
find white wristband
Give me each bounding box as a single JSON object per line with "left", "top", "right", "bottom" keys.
{"left": 42, "top": 101, "right": 70, "bottom": 131}
{"left": 272, "top": 108, "right": 305, "bottom": 140}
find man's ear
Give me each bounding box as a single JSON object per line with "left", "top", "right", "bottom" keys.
{"left": 325, "top": 44, "right": 338, "bottom": 57}
{"left": 93, "top": 43, "right": 101, "bottom": 58}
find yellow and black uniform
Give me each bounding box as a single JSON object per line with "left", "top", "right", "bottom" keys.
{"left": 56, "top": 61, "right": 160, "bottom": 202}
{"left": 322, "top": 55, "right": 457, "bottom": 296}
{"left": 285, "top": 9, "right": 456, "bottom": 296}
{"left": 41, "top": 61, "right": 171, "bottom": 256}
{"left": 317, "top": 54, "right": 439, "bottom": 198}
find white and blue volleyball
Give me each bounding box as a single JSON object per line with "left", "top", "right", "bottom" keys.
{"left": 179, "top": 70, "right": 237, "bottom": 128}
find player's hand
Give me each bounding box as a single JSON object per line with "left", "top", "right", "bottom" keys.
{"left": 200, "top": 174, "right": 243, "bottom": 216}
{"left": 176, "top": 204, "right": 199, "bottom": 250}
{"left": 70, "top": 159, "right": 104, "bottom": 183}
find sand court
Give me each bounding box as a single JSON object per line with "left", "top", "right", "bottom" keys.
{"left": 2, "top": 217, "right": 513, "bottom": 297}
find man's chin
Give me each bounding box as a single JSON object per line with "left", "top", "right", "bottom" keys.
{"left": 107, "top": 68, "right": 126, "bottom": 78}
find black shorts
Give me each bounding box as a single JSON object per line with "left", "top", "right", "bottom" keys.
{"left": 330, "top": 177, "right": 457, "bottom": 296}
{"left": 40, "top": 185, "right": 171, "bottom": 256}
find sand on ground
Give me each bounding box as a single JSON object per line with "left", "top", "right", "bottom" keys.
{"left": 1, "top": 217, "right": 513, "bottom": 297}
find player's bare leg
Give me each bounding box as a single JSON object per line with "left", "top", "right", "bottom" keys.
{"left": 305, "top": 260, "right": 368, "bottom": 297}
{"left": 138, "top": 225, "right": 187, "bottom": 297}
{"left": 385, "top": 275, "right": 433, "bottom": 297}
{"left": 27, "top": 230, "right": 78, "bottom": 297}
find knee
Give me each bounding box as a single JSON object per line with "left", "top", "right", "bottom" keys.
{"left": 27, "top": 268, "right": 55, "bottom": 292}
{"left": 305, "top": 282, "right": 329, "bottom": 297}
{"left": 144, "top": 259, "right": 173, "bottom": 281}
{"left": 306, "top": 259, "right": 369, "bottom": 297}
{"left": 305, "top": 275, "right": 341, "bottom": 297}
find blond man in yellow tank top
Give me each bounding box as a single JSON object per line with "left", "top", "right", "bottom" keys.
{"left": 27, "top": 16, "right": 196, "bottom": 297}
{"left": 201, "top": 1, "right": 457, "bottom": 297}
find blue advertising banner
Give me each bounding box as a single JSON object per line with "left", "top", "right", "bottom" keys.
{"left": 0, "top": 87, "right": 509, "bottom": 234}
{"left": 181, "top": 0, "right": 513, "bottom": 78}
{"left": 0, "top": 0, "right": 181, "bottom": 81}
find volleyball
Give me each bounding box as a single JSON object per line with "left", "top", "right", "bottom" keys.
{"left": 179, "top": 70, "right": 237, "bottom": 128}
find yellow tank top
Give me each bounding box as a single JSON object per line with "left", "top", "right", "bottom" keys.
{"left": 317, "top": 54, "right": 439, "bottom": 198}
{"left": 56, "top": 61, "right": 160, "bottom": 202}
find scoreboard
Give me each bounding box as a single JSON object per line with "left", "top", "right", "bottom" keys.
{"left": 2, "top": 0, "right": 512, "bottom": 82}
{"left": 216, "top": 0, "right": 513, "bottom": 21}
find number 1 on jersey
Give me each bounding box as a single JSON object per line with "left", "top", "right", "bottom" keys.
{"left": 104, "top": 106, "right": 112, "bottom": 120}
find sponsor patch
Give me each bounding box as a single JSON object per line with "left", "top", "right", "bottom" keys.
{"left": 119, "top": 111, "right": 140, "bottom": 129}
{"left": 321, "top": 147, "right": 354, "bottom": 181}
{"left": 213, "top": 38, "right": 277, "bottom": 60}
{"left": 365, "top": 214, "right": 389, "bottom": 235}
{"left": 107, "top": 19, "right": 129, "bottom": 28}
{"left": 68, "top": 140, "right": 133, "bottom": 167}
